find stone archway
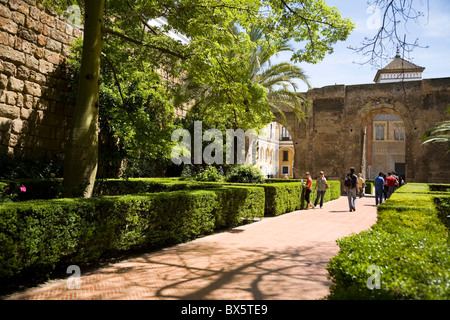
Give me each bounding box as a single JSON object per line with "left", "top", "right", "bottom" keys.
{"left": 357, "top": 99, "right": 411, "bottom": 180}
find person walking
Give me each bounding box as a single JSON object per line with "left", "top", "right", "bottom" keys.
{"left": 384, "top": 172, "right": 399, "bottom": 199}
{"left": 314, "top": 171, "right": 329, "bottom": 209}
{"left": 344, "top": 167, "right": 359, "bottom": 212}
{"left": 303, "top": 172, "right": 315, "bottom": 210}
{"left": 358, "top": 173, "right": 366, "bottom": 198}
{"left": 374, "top": 172, "right": 385, "bottom": 205}
{"left": 382, "top": 174, "right": 389, "bottom": 201}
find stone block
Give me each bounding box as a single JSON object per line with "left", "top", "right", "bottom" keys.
{"left": 0, "top": 30, "right": 9, "bottom": 44}
{"left": 25, "top": 53, "right": 39, "bottom": 70}
{"left": 8, "top": 76, "right": 24, "bottom": 91}
{"left": 17, "top": 25, "right": 37, "bottom": 42}
{"left": 36, "top": 34, "right": 46, "bottom": 46}
{"left": 0, "top": 4, "right": 11, "bottom": 19}
{"left": 2, "top": 60, "right": 16, "bottom": 76}
{"left": 24, "top": 80, "right": 41, "bottom": 96}
{"left": 11, "top": 118, "right": 22, "bottom": 133}
{"left": 29, "top": 5, "right": 39, "bottom": 20}
{"left": 5, "top": 91, "right": 17, "bottom": 104}
{"left": 0, "top": 74, "right": 8, "bottom": 89}
{"left": 36, "top": 125, "right": 50, "bottom": 138}
{"left": 16, "top": 65, "right": 30, "bottom": 79}
{"left": 40, "top": 12, "right": 55, "bottom": 28}
{"left": 44, "top": 49, "right": 60, "bottom": 64}
{"left": 0, "top": 116, "right": 11, "bottom": 131}
{"left": 0, "top": 103, "right": 20, "bottom": 119}
{"left": 45, "top": 38, "right": 61, "bottom": 52}
{"left": 29, "top": 70, "right": 46, "bottom": 85}
{"left": 11, "top": 11, "right": 25, "bottom": 25}
{"left": 25, "top": 16, "right": 42, "bottom": 33}
{"left": 8, "top": 0, "right": 29, "bottom": 16}
{"left": 39, "top": 58, "right": 54, "bottom": 74}
{"left": 50, "top": 28, "right": 68, "bottom": 44}
{"left": 0, "top": 16, "right": 18, "bottom": 34}
{"left": 20, "top": 106, "right": 32, "bottom": 119}
{"left": 0, "top": 44, "right": 25, "bottom": 64}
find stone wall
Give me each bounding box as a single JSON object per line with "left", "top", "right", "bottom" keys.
{"left": 278, "top": 78, "right": 450, "bottom": 183}
{"left": 0, "top": 0, "right": 80, "bottom": 159}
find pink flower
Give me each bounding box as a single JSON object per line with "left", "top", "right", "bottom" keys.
{"left": 5, "top": 186, "right": 9, "bottom": 190}
{"left": 20, "top": 185, "right": 26, "bottom": 192}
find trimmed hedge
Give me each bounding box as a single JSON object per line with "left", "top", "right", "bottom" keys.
{"left": 327, "top": 183, "right": 450, "bottom": 300}
{"left": 0, "top": 186, "right": 264, "bottom": 289}
{"left": 0, "top": 176, "right": 342, "bottom": 290}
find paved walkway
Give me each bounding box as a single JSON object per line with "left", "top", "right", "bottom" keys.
{"left": 6, "top": 195, "right": 378, "bottom": 300}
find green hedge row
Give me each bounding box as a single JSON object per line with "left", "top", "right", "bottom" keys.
{"left": 0, "top": 186, "right": 265, "bottom": 288}
{"left": 216, "top": 180, "right": 341, "bottom": 216}
{"left": 1, "top": 178, "right": 342, "bottom": 217}
{"left": 327, "top": 183, "right": 450, "bottom": 300}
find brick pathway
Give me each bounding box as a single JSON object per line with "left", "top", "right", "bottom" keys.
{"left": 5, "top": 195, "right": 378, "bottom": 300}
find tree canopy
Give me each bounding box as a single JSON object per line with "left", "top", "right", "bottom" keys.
{"left": 37, "top": 0, "right": 354, "bottom": 196}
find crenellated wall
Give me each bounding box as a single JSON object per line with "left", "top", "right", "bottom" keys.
{"left": 276, "top": 78, "right": 450, "bottom": 183}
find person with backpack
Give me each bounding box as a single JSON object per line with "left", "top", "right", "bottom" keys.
{"left": 344, "top": 167, "right": 359, "bottom": 212}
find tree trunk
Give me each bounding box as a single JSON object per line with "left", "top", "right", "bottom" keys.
{"left": 63, "top": 0, "right": 105, "bottom": 197}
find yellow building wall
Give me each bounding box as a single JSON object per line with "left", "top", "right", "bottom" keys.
{"left": 279, "top": 149, "right": 294, "bottom": 178}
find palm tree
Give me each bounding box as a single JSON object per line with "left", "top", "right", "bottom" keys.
{"left": 176, "top": 26, "right": 311, "bottom": 128}
{"left": 247, "top": 26, "right": 311, "bottom": 125}
{"left": 422, "top": 108, "right": 450, "bottom": 153}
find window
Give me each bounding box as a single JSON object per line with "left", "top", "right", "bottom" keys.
{"left": 282, "top": 166, "right": 289, "bottom": 174}
{"left": 394, "top": 125, "right": 405, "bottom": 140}
{"left": 282, "top": 151, "right": 289, "bottom": 162}
{"left": 375, "top": 124, "right": 385, "bottom": 141}
{"left": 281, "top": 127, "right": 291, "bottom": 141}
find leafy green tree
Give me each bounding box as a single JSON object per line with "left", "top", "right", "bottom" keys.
{"left": 66, "top": 39, "right": 178, "bottom": 179}
{"left": 176, "top": 26, "right": 311, "bottom": 129}
{"left": 38, "top": 0, "right": 354, "bottom": 197}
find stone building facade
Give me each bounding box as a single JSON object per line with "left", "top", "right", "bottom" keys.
{"left": 276, "top": 77, "right": 450, "bottom": 183}
{"left": 0, "top": 0, "right": 80, "bottom": 159}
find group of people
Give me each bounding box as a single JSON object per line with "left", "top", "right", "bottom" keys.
{"left": 344, "top": 167, "right": 405, "bottom": 211}
{"left": 302, "top": 171, "right": 329, "bottom": 210}
{"left": 302, "top": 167, "right": 405, "bottom": 212}
{"left": 373, "top": 171, "right": 404, "bottom": 205}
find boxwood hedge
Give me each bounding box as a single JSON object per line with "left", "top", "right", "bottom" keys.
{"left": 327, "top": 183, "right": 450, "bottom": 300}
{"left": 0, "top": 186, "right": 264, "bottom": 290}
{"left": 0, "top": 176, "right": 341, "bottom": 292}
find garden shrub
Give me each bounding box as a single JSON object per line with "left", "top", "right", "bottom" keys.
{"left": 195, "top": 165, "right": 225, "bottom": 182}
{"left": 262, "top": 182, "right": 302, "bottom": 216}
{"left": 211, "top": 186, "right": 265, "bottom": 228}
{"left": 225, "top": 165, "right": 265, "bottom": 184}
{"left": 0, "top": 185, "right": 265, "bottom": 291}
{"left": 263, "top": 180, "right": 341, "bottom": 216}
{"left": 327, "top": 183, "right": 450, "bottom": 300}
{"left": 0, "top": 179, "right": 63, "bottom": 202}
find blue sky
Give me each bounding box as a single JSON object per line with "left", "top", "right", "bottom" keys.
{"left": 272, "top": 0, "right": 450, "bottom": 91}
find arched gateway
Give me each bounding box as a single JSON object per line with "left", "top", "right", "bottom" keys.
{"left": 274, "top": 77, "right": 450, "bottom": 183}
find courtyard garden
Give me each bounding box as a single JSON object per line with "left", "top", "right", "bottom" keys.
{"left": 0, "top": 164, "right": 342, "bottom": 295}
